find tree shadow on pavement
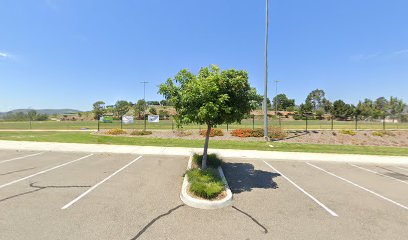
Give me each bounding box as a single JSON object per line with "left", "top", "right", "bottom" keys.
{"left": 223, "top": 162, "right": 280, "bottom": 194}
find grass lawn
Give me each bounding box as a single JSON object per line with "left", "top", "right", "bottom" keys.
{"left": 0, "top": 131, "right": 407, "bottom": 156}
{"left": 0, "top": 119, "right": 407, "bottom": 130}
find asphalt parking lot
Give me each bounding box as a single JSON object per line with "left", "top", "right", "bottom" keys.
{"left": 0, "top": 150, "right": 407, "bottom": 240}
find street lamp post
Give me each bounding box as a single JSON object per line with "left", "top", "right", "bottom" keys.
{"left": 141, "top": 81, "right": 149, "bottom": 131}
{"left": 275, "top": 80, "right": 281, "bottom": 127}
{"left": 263, "top": 0, "right": 269, "bottom": 141}
{"left": 274, "top": 80, "right": 280, "bottom": 115}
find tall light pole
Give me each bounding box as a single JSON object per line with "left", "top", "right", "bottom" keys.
{"left": 141, "top": 81, "right": 149, "bottom": 130}
{"left": 274, "top": 80, "right": 280, "bottom": 115}
{"left": 263, "top": 0, "right": 269, "bottom": 141}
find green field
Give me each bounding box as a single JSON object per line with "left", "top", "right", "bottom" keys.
{"left": 0, "top": 119, "right": 407, "bottom": 131}
{"left": 0, "top": 131, "right": 407, "bottom": 156}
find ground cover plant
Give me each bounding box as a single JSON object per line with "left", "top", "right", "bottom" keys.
{"left": 130, "top": 130, "right": 152, "bottom": 136}
{"left": 192, "top": 153, "right": 223, "bottom": 168}
{"left": 340, "top": 130, "right": 357, "bottom": 136}
{"left": 106, "top": 128, "right": 126, "bottom": 135}
{"left": 187, "top": 153, "right": 225, "bottom": 199}
{"left": 186, "top": 168, "right": 224, "bottom": 199}
{"left": 199, "top": 128, "right": 224, "bottom": 137}
{"left": 231, "top": 128, "right": 264, "bottom": 138}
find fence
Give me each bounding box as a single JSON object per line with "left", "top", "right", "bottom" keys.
{"left": 0, "top": 117, "right": 407, "bottom": 131}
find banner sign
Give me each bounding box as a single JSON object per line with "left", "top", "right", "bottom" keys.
{"left": 101, "top": 116, "right": 113, "bottom": 123}
{"left": 148, "top": 115, "right": 160, "bottom": 123}
{"left": 122, "top": 115, "right": 134, "bottom": 124}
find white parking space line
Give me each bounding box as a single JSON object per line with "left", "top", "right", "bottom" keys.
{"left": 0, "top": 154, "right": 94, "bottom": 190}
{"left": 61, "top": 156, "right": 143, "bottom": 210}
{"left": 0, "top": 152, "right": 44, "bottom": 164}
{"left": 350, "top": 164, "right": 407, "bottom": 185}
{"left": 306, "top": 162, "right": 408, "bottom": 211}
{"left": 395, "top": 166, "right": 408, "bottom": 172}
{"left": 263, "top": 161, "right": 338, "bottom": 217}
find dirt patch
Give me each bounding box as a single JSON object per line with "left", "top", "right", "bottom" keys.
{"left": 93, "top": 129, "right": 408, "bottom": 147}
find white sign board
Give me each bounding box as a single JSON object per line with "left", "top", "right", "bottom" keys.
{"left": 122, "top": 116, "right": 134, "bottom": 124}
{"left": 148, "top": 115, "right": 160, "bottom": 123}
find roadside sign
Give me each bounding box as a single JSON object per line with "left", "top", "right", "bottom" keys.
{"left": 101, "top": 116, "right": 113, "bottom": 123}
{"left": 122, "top": 115, "right": 134, "bottom": 124}
{"left": 148, "top": 115, "right": 159, "bottom": 123}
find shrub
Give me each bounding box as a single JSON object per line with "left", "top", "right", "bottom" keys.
{"left": 231, "top": 128, "right": 251, "bottom": 138}
{"left": 340, "top": 130, "right": 356, "bottom": 136}
{"left": 186, "top": 168, "right": 224, "bottom": 199}
{"left": 106, "top": 128, "right": 126, "bottom": 135}
{"left": 130, "top": 130, "right": 152, "bottom": 136}
{"left": 268, "top": 127, "right": 287, "bottom": 140}
{"left": 372, "top": 131, "right": 395, "bottom": 137}
{"left": 193, "top": 153, "right": 223, "bottom": 168}
{"left": 175, "top": 130, "right": 192, "bottom": 137}
{"left": 199, "top": 128, "right": 224, "bottom": 137}
{"left": 231, "top": 128, "right": 264, "bottom": 138}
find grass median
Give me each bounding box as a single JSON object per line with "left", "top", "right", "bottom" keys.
{"left": 0, "top": 131, "right": 407, "bottom": 156}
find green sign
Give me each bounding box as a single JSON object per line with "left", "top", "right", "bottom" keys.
{"left": 101, "top": 116, "right": 113, "bottom": 123}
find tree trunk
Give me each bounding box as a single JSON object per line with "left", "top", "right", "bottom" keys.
{"left": 202, "top": 124, "right": 211, "bottom": 170}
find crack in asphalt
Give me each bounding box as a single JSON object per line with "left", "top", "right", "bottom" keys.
{"left": 232, "top": 206, "right": 268, "bottom": 234}
{"left": 130, "top": 204, "right": 185, "bottom": 240}
{"left": 0, "top": 182, "right": 91, "bottom": 203}
{"left": 0, "top": 167, "right": 36, "bottom": 176}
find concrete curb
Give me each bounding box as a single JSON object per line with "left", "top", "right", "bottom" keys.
{"left": 0, "top": 140, "right": 407, "bottom": 165}
{"left": 180, "top": 155, "right": 233, "bottom": 210}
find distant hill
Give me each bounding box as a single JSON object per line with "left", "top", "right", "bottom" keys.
{"left": 0, "top": 109, "right": 82, "bottom": 118}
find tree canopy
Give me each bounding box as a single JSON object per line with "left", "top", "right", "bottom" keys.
{"left": 159, "top": 65, "right": 257, "bottom": 168}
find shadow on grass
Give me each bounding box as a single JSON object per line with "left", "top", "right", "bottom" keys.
{"left": 223, "top": 162, "right": 280, "bottom": 194}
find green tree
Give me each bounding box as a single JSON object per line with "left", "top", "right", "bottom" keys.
{"left": 160, "top": 100, "right": 169, "bottom": 106}
{"left": 149, "top": 107, "right": 158, "bottom": 115}
{"left": 114, "top": 100, "right": 130, "bottom": 129}
{"left": 133, "top": 99, "right": 147, "bottom": 119}
{"left": 322, "top": 99, "right": 333, "bottom": 114}
{"left": 272, "top": 94, "right": 295, "bottom": 111}
{"left": 389, "top": 97, "right": 405, "bottom": 122}
{"left": 92, "top": 101, "right": 105, "bottom": 120}
{"left": 159, "top": 109, "right": 170, "bottom": 119}
{"left": 159, "top": 65, "right": 256, "bottom": 169}
{"left": 305, "top": 89, "right": 326, "bottom": 112}
{"left": 331, "top": 100, "right": 354, "bottom": 120}
{"left": 27, "top": 110, "right": 37, "bottom": 121}
{"left": 373, "top": 97, "right": 389, "bottom": 119}
{"left": 356, "top": 99, "right": 374, "bottom": 120}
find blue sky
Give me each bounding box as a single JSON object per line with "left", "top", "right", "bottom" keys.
{"left": 0, "top": 0, "right": 407, "bottom": 112}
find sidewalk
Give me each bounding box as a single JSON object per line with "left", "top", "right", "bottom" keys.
{"left": 0, "top": 140, "right": 407, "bottom": 165}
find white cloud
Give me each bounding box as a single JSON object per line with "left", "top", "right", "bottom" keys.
{"left": 350, "top": 53, "right": 379, "bottom": 62}
{"left": 393, "top": 49, "right": 408, "bottom": 56}
{"left": 350, "top": 48, "right": 408, "bottom": 62}
{"left": 0, "top": 52, "right": 9, "bottom": 58}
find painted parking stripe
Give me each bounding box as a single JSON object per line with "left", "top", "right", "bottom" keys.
{"left": 0, "top": 152, "right": 44, "bottom": 164}
{"left": 307, "top": 162, "right": 408, "bottom": 211}
{"left": 0, "top": 154, "right": 94, "bottom": 190}
{"left": 61, "top": 156, "right": 143, "bottom": 210}
{"left": 263, "top": 161, "right": 338, "bottom": 217}
{"left": 350, "top": 164, "right": 407, "bottom": 185}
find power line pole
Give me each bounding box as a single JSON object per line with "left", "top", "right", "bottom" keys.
{"left": 141, "top": 81, "right": 149, "bottom": 131}
{"left": 263, "top": 0, "right": 269, "bottom": 141}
